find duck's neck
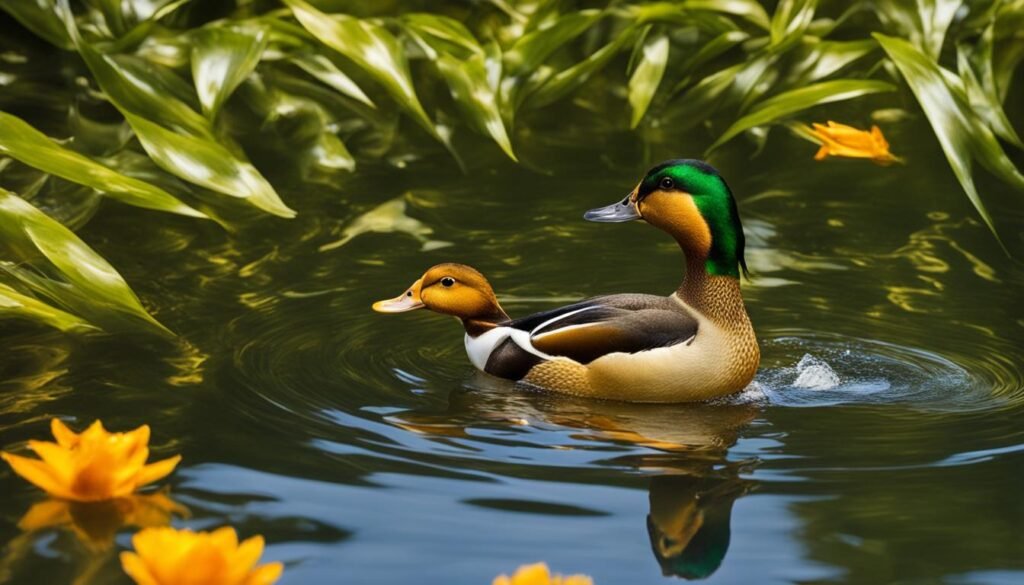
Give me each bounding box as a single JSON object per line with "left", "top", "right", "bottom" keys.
{"left": 676, "top": 248, "right": 748, "bottom": 326}
{"left": 462, "top": 307, "right": 510, "bottom": 338}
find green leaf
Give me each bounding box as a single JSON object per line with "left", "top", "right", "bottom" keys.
{"left": 683, "top": 0, "right": 771, "bottom": 30}
{"left": 628, "top": 31, "right": 670, "bottom": 128}
{"left": 784, "top": 39, "right": 879, "bottom": 87}
{"left": 875, "top": 0, "right": 960, "bottom": 61}
{"left": 283, "top": 0, "right": 439, "bottom": 141}
{"left": 291, "top": 53, "right": 375, "bottom": 108}
{"left": 191, "top": 24, "right": 268, "bottom": 119}
{"left": 526, "top": 26, "right": 638, "bottom": 109}
{"left": 769, "top": 0, "right": 817, "bottom": 52}
{"left": 60, "top": 10, "right": 296, "bottom": 219}
{"left": 0, "top": 282, "right": 96, "bottom": 333}
{"left": 708, "top": 79, "right": 896, "bottom": 152}
{"left": 0, "top": 111, "right": 205, "bottom": 218}
{"left": 958, "top": 25, "right": 1023, "bottom": 149}
{"left": 437, "top": 52, "right": 516, "bottom": 161}
{"left": 401, "top": 13, "right": 484, "bottom": 59}
{"left": 503, "top": 10, "right": 602, "bottom": 76}
{"left": 124, "top": 112, "right": 297, "bottom": 218}
{"left": 0, "top": 0, "right": 72, "bottom": 49}
{"left": 0, "top": 187, "right": 168, "bottom": 333}
{"left": 875, "top": 33, "right": 1024, "bottom": 247}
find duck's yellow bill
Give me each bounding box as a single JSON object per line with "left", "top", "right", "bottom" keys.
{"left": 372, "top": 278, "right": 425, "bottom": 313}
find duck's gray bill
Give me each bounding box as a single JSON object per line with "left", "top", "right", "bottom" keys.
{"left": 584, "top": 197, "right": 641, "bottom": 222}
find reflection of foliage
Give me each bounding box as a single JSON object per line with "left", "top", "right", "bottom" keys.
{"left": 0, "top": 0, "right": 1021, "bottom": 332}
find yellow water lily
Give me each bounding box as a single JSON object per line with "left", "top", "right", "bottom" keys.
{"left": 18, "top": 491, "right": 188, "bottom": 551}
{"left": 808, "top": 121, "right": 900, "bottom": 165}
{"left": 120, "top": 526, "right": 284, "bottom": 585}
{"left": 493, "top": 563, "right": 593, "bottom": 585}
{"left": 1, "top": 418, "right": 181, "bottom": 502}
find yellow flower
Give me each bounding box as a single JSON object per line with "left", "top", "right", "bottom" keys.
{"left": 493, "top": 563, "right": 593, "bottom": 585}
{"left": 809, "top": 121, "right": 899, "bottom": 165}
{"left": 120, "top": 526, "right": 284, "bottom": 585}
{"left": 1, "top": 418, "right": 181, "bottom": 502}
{"left": 18, "top": 491, "right": 188, "bottom": 551}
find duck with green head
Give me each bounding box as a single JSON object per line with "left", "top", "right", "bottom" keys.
{"left": 374, "top": 159, "right": 758, "bottom": 402}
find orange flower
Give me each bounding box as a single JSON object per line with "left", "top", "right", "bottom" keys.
{"left": 18, "top": 491, "right": 188, "bottom": 551}
{"left": 120, "top": 526, "right": 283, "bottom": 585}
{"left": 1, "top": 419, "right": 181, "bottom": 502}
{"left": 809, "top": 121, "right": 899, "bottom": 165}
{"left": 493, "top": 563, "right": 593, "bottom": 585}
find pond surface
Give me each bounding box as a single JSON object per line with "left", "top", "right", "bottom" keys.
{"left": 2, "top": 49, "right": 1024, "bottom": 585}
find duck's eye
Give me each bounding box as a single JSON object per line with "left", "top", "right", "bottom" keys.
{"left": 406, "top": 291, "right": 412, "bottom": 297}
{"left": 659, "top": 177, "right": 675, "bottom": 190}
{"left": 440, "top": 277, "right": 455, "bottom": 287}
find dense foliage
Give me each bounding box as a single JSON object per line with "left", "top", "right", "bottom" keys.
{"left": 0, "top": 0, "right": 1021, "bottom": 334}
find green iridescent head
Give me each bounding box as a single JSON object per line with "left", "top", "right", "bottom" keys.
{"left": 585, "top": 159, "right": 748, "bottom": 278}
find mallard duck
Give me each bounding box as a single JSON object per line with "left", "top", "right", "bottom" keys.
{"left": 373, "top": 159, "right": 759, "bottom": 402}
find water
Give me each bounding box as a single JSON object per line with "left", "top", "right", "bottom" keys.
{"left": 2, "top": 32, "right": 1024, "bottom": 585}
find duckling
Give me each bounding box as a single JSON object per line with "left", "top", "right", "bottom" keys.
{"left": 373, "top": 159, "right": 758, "bottom": 402}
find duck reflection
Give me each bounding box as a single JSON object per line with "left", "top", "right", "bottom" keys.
{"left": 647, "top": 471, "right": 751, "bottom": 580}
{"left": 392, "top": 375, "right": 759, "bottom": 580}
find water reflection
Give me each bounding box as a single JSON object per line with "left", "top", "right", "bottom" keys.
{"left": 647, "top": 471, "right": 751, "bottom": 580}
{"left": 396, "top": 377, "right": 759, "bottom": 581}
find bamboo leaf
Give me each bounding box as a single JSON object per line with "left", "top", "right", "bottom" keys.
{"left": 708, "top": 79, "right": 896, "bottom": 152}
{"left": 526, "top": 27, "right": 638, "bottom": 109}
{"left": 504, "top": 10, "right": 602, "bottom": 76}
{"left": 291, "top": 54, "right": 375, "bottom": 108}
{"left": 123, "top": 112, "right": 297, "bottom": 218}
{"left": 191, "top": 25, "right": 268, "bottom": 119}
{"left": 769, "top": 0, "right": 817, "bottom": 52}
{"left": 283, "top": 0, "right": 439, "bottom": 141}
{"left": 0, "top": 111, "right": 206, "bottom": 218}
{"left": 628, "top": 31, "right": 670, "bottom": 128}
{"left": 0, "top": 282, "right": 96, "bottom": 332}
{"left": 875, "top": 33, "right": 1023, "bottom": 247}
{"left": 0, "top": 187, "right": 168, "bottom": 333}
{"left": 0, "top": 0, "right": 72, "bottom": 49}
{"left": 437, "top": 52, "right": 516, "bottom": 161}
{"left": 958, "top": 25, "right": 1023, "bottom": 149}
{"left": 60, "top": 10, "right": 296, "bottom": 219}
{"left": 401, "top": 13, "right": 484, "bottom": 59}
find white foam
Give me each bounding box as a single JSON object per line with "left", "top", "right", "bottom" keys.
{"left": 792, "top": 354, "right": 841, "bottom": 390}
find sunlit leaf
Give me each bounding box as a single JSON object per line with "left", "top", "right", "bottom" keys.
{"left": 769, "top": 0, "right": 817, "bottom": 52}
{"left": 958, "top": 26, "right": 1023, "bottom": 149}
{"left": 503, "top": 10, "right": 602, "bottom": 76}
{"left": 0, "top": 111, "right": 205, "bottom": 218}
{"left": 59, "top": 10, "right": 296, "bottom": 219}
{"left": 123, "top": 112, "right": 297, "bottom": 218}
{"left": 401, "top": 13, "right": 483, "bottom": 59}
{"left": 437, "top": 53, "right": 516, "bottom": 160}
{"left": 632, "top": 1, "right": 769, "bottom": 30}
{"left": 784, "top": 39, "right": 878, "bottom": 86}
{"left": 0, "top": 282, "right": 96, "bottom": 332}
{"left": 708, "top": 79, "right": 896, "bottom": 152}
{"left": 283, "top": 0, "right": 439, "bottom": 141}
{"left": 0, "top": 187, "right": 168, "bottom": 333}
{"left": 684, "top": 0, "right": 771, "bottom": 29}
{"left": 291, "top": 53, "right": 375, "bottom": 108}
{"left": 874, "top": 0, "right": 961, "bottom": 61}
{"left": 191, "top": 24, "right": 268, "bottom": 119}
{"left": 875, "top": 33, "right": 1024, "bottom": 247}
{"left": 669, "top": 30, "right": 749, "bottom": 95}
{"left": 0, "top": 0, "right": 72, "bottom": 49}
{"left": 526, "top": 26, "right": 638, "bottom": 109}
{"left": 628, "top": 31, "right": 669, "bottom": 128}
